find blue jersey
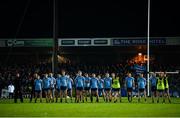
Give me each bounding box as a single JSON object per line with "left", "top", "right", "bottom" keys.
{"left": 84, "top": 77, "right": 91, "bottom": 88}
{"left": 104, "top": 77, "right": 112, "bottom": 89}
{"left": 67, "top": 78, "right": 73, "bottom": 89}
{"left": 56, "top": 77, "right": 61, "bottom": 89}
{"left": 90, "top": 77, "right": 98, "bottom": 89}
{"left": 60, "top": 76, "right": 68, "bottom": 87}
{"left": 43, "top": 77, "right": 51, "bottom": 89}
{"left": 150, "top": 76, "right": 157, "bottom": 86}
{"left": 137, "top": 77, "right": 146, "bottom": 89}
{"left": 98, "top": 79, "right": 104, "bottom": 89}
{"left": 34, "top": 79, "right": 42, "bottom": 91}
{"left": 125, "top": 77, "right": 134, "bottom": 88}
{"left": 75, "top": 76, "right": 85, "bottom": 88}
{"left": 49, "top": 77, "right": 56, "bottom": 88}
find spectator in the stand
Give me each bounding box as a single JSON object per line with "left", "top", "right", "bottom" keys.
{"left": 8, "top": 82, "right": 15, "bottom": 99}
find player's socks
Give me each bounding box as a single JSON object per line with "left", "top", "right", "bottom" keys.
{"left": 71, "top": 98, "right": 73, "bottom": 103}
{"left": 60, "top": 98, "right": 62, "bottom": 103}
{"left": 103, "top": 97, "right": 105, "bottom": 102}
{"left": 169, "top": 99, "right": 171, "bottom": 103}
{"left": 114, "top": 99, "right": 117, "bottom": 103}
{"left": 106, "top": 98, "right": 108, "bottom": 102}
{"left": 163, "top": 99, "right": 165, "bottom": 103}
{"left": 96, "top": 98, "right": 99, "bottom": 103}
{"left": 138, "top": 98, "right": 140, "bottom": 102}
{"left": 90, "top": 96, "right": 93, "bottom": 103}
{"left": 152, "top": 99, "right": 154, "bottom": 103}
{"left": 130, "top": 97, "right": 132, "bottom": 102}
{"left": 109, "top": 98, "right": 112, "bottom": 102}
{"left": 119, "top": 98, "right": 122, "bottom": 103}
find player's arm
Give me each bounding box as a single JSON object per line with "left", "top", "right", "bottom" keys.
{"left": 124, "top": 77, "right": 127, "bottom": 88}
{"left": 133, "top": 78, "right": 135, "bottom": 87}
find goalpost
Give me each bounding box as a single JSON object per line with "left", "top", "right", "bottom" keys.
{"left": 147, "top": 0, "right": 150, "bottom": 96}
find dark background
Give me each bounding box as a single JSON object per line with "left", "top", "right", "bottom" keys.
{"left": 0, "top": 0, "right": 179, "bottom": 38}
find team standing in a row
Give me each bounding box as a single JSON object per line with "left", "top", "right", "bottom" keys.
{"left": 33, "top": 70, "right": 171, "bottom": 103}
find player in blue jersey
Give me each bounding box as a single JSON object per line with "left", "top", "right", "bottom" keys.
{"left": 125, "top": 73, "right": 135, "bottom": 102}
{"left": 67, "top": 74, "right": 73, "bottom": 103}
{"left": 90, "top": 73, "right": 99, "bottom": 102}
{"left": 137, "top": 73, "right": 147, "bottom": 102}
{"left": 60, "top": 70, "right": 68, "bottom": 103}
{"left": 75, "top": 70, "right": 85, "bottom": 103}
{"left": 104, "top": 73, "right": 112, "bottom": 102}
{"left": 55, "top": 74, "right": 61, "bottom": 102}
{"left": 150, "top": 72, "right": 157, "bottom": 103}
{"left": 84, "top": 73, "right": 91, "bottom": 102}
{"left": 43, "top": 73, "right": 51, "bottom": 103}
{"left": 49, "top": 73, "right": 56, "bottom": 102}
{"left": 97, "top": 75, "right": 105, "bottom": 101}
{"left": 34, "top": 74, "right": 42, "bottom": 103}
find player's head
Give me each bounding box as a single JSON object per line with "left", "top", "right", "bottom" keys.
{"left": 140, "top": 73, "right": 143, "bottom": 78}
{"left": 127, "top": 73, "right": 132, "bottom": 77}
{"left": 61, "top": 70, "right": 66, "bottom": 76}
{"left": 159, "top": 72, "right": 164, "bottom": 77}
{"left": 66, "top": 74, "right": 70, "bottom": 78}
{"left": 45, "top": 73, "right": 48, "bottom": 78}
{"left": 49, "top": 73, "right": 53, "bottom": 77}
{"left": 164, "top": 72, "right": 167, "bottom": 77}
{"left": 151, "top": 72, "right": 156, "bottom": 77}
{"left": 78, "top": 70, "right": 82, "bottom": 76}
{"left": 34, "top": 73, "right": 38, "bottom": 78}
{"left": 97, "top": 74, "right": 101, "bottom": 79}
{"left": 84, "top": 73, "right": 88, "bottom": 77}
{"left": 37, "top": 75, "right": 40, "bottom": 79}
{"left": 111, "top": 73, "right": 115, "bottom": 78}
{"left": 92, "top": 73, "right": 96, "bottom": 78}
{"left": 57, "top": 74, "right": 61, "bottom": 78}
{"left": 105, "top": 73, "right": 109, "bottom": 77}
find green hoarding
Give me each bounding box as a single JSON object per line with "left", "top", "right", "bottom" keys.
{"left": 4, "top": 39, "right": 53, "bottom": 47}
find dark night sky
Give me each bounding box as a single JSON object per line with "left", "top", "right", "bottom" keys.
{"left": 0, "top": 0, "right": 179, "bottom": 38}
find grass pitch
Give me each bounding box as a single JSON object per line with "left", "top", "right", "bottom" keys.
{"left": 0, "top": 97, "right": 180, "bottom": 117}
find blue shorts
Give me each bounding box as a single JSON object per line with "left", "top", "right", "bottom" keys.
{"left": 112, "top": 88, "right": 120, "bottom": 92}
{"left": 98, "top": 88, "right": 104, "bottom": 91}
{"left": 151, "top": 86, "right": 156, "bottom": 92}
{"left": 91, "top": 88, "right": 98, "bottom": 92}
{"left": 35, "top": 90, "right": 41, "bottom": 93}
{"left": 127, "top": 88, "right": 133, "bottom": 92}
{"left": 139, "top": 88, "right": 145, "bottom": 92}
{"left": 56, "top": 88, "right": 61, "bottom": 92}
{"left": 76, "top": 87, "right": 83, "bottom": 91}
{"left": 61, "top": 86, "right": 67, "bottom": 91}
{"left": 44, "top": 88, "right": 50, "bottom": 92}
{"left": 104, "top": 88, "right": 111, "bottom": 91}
{"left": 84, "top": 87, "right": 90, "bottom": 91}
{"left": 67, "top": 88, "right": 72, "bottom": 91}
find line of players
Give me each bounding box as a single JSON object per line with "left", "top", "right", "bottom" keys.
{"left": 33, "top": 70, "right": 171, "bottom": 103}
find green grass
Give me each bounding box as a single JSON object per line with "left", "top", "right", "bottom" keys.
{"left": 0, "top": 97, "right": 180, "bottom": 117}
